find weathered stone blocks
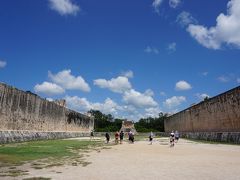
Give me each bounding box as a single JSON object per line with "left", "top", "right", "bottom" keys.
{"left": 0, "top": 82, "right": 94, "bottom": 143}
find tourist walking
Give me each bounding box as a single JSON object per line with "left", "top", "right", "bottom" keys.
{"left": 115, "top": 131, "right": 119, "bottom": 144}
{"left": 129, "top": 131, "right": 134, "bottom": 143}
{"left": 105, "top": 132, "right": 110, "bottom": 144}
{"left": 90, "top": 130, "right": 94, "bottom": 140}
{"left": 170, "top": 131, "right": 175, "bottom": 147}
{"left": 149, "top": 131, "right": 153, "bottom": 145}
{"left": 175, "top": 130, "right": 179, "bottom": 143}
{"left": 120, "top": 131, "right": 124, "bottom": 144}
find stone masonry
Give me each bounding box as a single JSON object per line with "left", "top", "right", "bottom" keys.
{"left": 165, "top": 86, "right": 240, "bottom": 132}
{"left": 165, "top": 86, "right": 240, "bottom": 143}
{"left": 0, "top": 82, "right": 94, "bottom": 143}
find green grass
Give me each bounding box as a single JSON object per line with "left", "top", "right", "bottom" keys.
{"left": 0, "top": 139, "right": 103, "bottom": 166}
{"left": 0, "top": 169, "right": 29, "bottom": 177}
{"left": 22, "top": 177, "right": 51, "bottom": 180}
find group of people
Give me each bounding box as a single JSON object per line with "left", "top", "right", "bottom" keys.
{"left": 92, "top": 130, "right": 180, "bottom": 147}
{"left": 148, "top": 130, "right": 180, "bottom": 147}
{"left": 105, "top": 131, "right": 135, "bottom": 144}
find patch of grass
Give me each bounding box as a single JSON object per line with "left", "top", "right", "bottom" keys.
{"left": 81, "top": 161, "right": 91, "bottom": 167}
{"left": 0, "top": 169, "right": 28, "bottom": 177}
{"left": 8, "top": 166, "right": 17, "bottom": 169}
{"left": 45, "top": 163, "right": 63, "bottom": 168}
{"left": 72, "top": 162, "right": 78, "bottom": 166}
{"left": 23, "top": 177, "right": 51, "bottom": 180}
{"left": 32, "top": 166, "right": 44, "bottom": 170}
{"left": 0, "top": 139, "right": 103, "bottom": 166}
{"left": 133, "top": 135, "right": 148, "bottom": 141}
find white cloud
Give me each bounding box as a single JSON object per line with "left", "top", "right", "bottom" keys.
{"left": 152, "top": 0, "right": 164, "bottom": 13}
{"left": 121, "top": 70, "right": 134, "bottom": 78}
{"left": 144, "top": 89, "right": 155, "bottom": 97}
{"left": 144, "top": 46, "right": 159, "bottom": 54}
{"left": 237, "top": 78, "right": 240, "bottom": 83}
{"left": 196, "top": 93, "right": 210, "bottom": 100}
{"left": 175, "top": 80, "right": 192, "bottom": 91}
{"left": 49, "top": 69, "right": 90, "bottom": 92}
{"left": 169, "top": 0, "right": 181, "bottom": 8}
{"left": 0, "top": 60, "right": 7, "bottom": 68}
{"left": 34, "top": 82, "right": 65, "bottom": 95}
{"left": 65, "top": 96, "right": 121, "bottom": 115}
{"left": 167, "top": 42, "right": 176, "bottom": 53}
{"left": 218, "top": 75, "right": 230, "bottom": 83}
{"left": 92, "top": 98, "right": 121, "bottom": 115}
{"left": 187, "top": 0, "right": 240, "bottom": 49}
{"left": 164, "top": 96, "right": 186, "bottom": 108}
{"left": 123, "top": 89, "right": 158, "bottom": 108}
{"left": 176, "top": 11, "right": 197, "bottom": 27}
{"left": 65, "top": 96, "right": 92, "bottom": 112}
{"left": 49, "top": 0, "right": 80, "bottom": 16}
{"left": 144, "top": 107, "right": 161, "bottom": 117}
{"left": 94, "top": 76, "right": 132, "bottom": 93}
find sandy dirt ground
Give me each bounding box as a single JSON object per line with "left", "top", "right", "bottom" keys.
{"left": 3, "top": 137, "right": 240, "bottom": 180}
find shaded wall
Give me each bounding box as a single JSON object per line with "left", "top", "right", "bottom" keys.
{"left": 165, "top": 86, "right": 240, "bottom": 133}
{"left": 0, "top": 83, "right": 94, "bottom": 132}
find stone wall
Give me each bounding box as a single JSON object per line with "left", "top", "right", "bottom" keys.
{"left": 0, "top": 82, "right": 94, "bottom": 133}
{"left": 0, "top": 130, "right": 90, "bottom": 144}
{"left": 165, "top": 86, "right": 240, "bottom": 133}
{"left": 180, "top": 132, "right": 240, "bottom": 144}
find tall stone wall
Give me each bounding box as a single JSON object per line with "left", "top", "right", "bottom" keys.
{"left": 165, "top": 86, "right": 240, "bottom": 133}
{"left": 0, "top": 82, "right": 94, "bottom": 132}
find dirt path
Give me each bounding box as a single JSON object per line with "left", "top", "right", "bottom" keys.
{"left": 5, "top": 138, "right": 240, "bottom": 180}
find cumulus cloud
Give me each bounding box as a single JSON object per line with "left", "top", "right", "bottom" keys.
{"left": 176, "top": 11, "right": 197, "bottom": 27}
{"left": 152, "top": 0, "right": 164, "bottom": 13}
{"left": 187, "top": 0, "right": 240, "bottom": 49}
{"left": 92, "top": 98, "right": 121, "bottom": 115}
{"left": 0, "top": 60, "right": 7, "bottom": 68}
{"left": 65, "top": 96, "right": 92, "bottom": 112}
{"left": 49, "top": 69, "right": 90, "bottom": 92}
{"left": 164, "top": 96, "right": 186, "bottom": 108}
{"left": 169, "top": 0, "right": 181, "bottom": 8}
{"left": 167, "top": 42, "right": 176, "bottom": 53}
{"left": 175, "top": 80, "right": 192, "bottom": 91}
{"left": 34, "top": 82, "right": 65, "bottom": 95}
{"left": 65, "top": 96, "right": 121, "bottom": 115}
{"left": 121, "top": 70, "right": 134, "bottom": 78}
{"left": 49, "top": 0, "right": 80, "bottom": 16}
{"left": 144, "top": 107, "right": 162, "bottom": 117}
{"left": 123, "top": 89, "right": 158, "bottom": 108}
{"left": 144, "top": 46, "right": 159, "bottom": 54}
{"left": 196, "top": 93, "right": 210, "bottom": 100}
{"left": 94, "top": 76, "right": 132, "bottom": 93}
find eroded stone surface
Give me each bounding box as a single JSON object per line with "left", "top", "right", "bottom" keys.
{"left": 0, "top": 83, "right": 94, "bottom": 143}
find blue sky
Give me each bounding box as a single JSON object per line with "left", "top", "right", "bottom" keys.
{"left": 0, "top": 0, "right": 239, "bottom": 120}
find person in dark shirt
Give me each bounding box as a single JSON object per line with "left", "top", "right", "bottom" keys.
{"left": 105, "top": 132, "right": 110, "bottom": 144}
{"left": 120, "top": 131, "right": 124, "bottom": 144}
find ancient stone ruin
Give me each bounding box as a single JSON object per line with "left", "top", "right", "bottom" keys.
{"left": 119, "top": 120, "right": 137, "bottom": 134}
{"left": 165, "top": 86, "right": 240, "bottom": 143}
{"left": 0, "top": 82, "right": 94, "bottom": 143}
